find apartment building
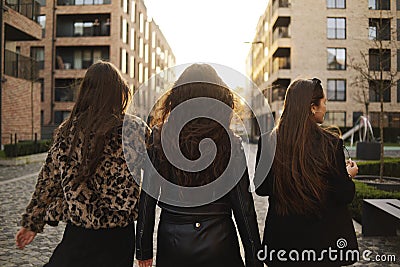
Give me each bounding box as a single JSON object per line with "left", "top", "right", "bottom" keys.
{"left": 1, "top": 0, "right": 42, "bottom": 145}
{"left": 247, "top": 0, "right": 400, "bottom": 138}
{"left": 16, "top": 0, "right": 175, "bottom": 138}
{"left": 134, "top": 19, "right": 176, "bottom": 123}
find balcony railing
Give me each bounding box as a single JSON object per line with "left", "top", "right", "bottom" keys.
{"left": 272, "top": 26, "right": 290, "bottom": 43}
{"left": 57, "top": 20, "right": 111, "bottom": 37}
{"left": 272, "top": 57, "right": 291, "bottom": 73}
{"left": 4, "top": 50, "right": 38, "bottom": 81}
{"left": 57, "top": 0, "right": 110, "bottom": 5}
{"left": 5, "top": 0, "right": 41, "bottom": 22}
{"left": 56, "top": 55, "right": 110, "bottom": 70}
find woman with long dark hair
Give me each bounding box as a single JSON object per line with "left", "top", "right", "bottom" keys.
{"left": 136, "top": 63, "right": 262, "bottom": 267}
{"left": 15, "top": 61, "right": 148, "bottom": 267}
{"left": 255, "top": 78, "right": 359, "bottom": 266}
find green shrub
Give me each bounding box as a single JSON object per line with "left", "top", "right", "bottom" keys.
{"left": 357, "top": 159, "right": 400, "bottom": 177}
{"left": 349, "top": 181, "right": 400, "bottom": 223}
{"left": 4, "top": 140, "right": 52, "bottom": 157}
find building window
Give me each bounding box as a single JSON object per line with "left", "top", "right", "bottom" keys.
{"left": 130, "top": 56, "right": 135, "bottom": 78}
{"left": 121, "top": 48, "right": 127, "bottom": 73}
{"left": 327, "top": 48, "right": 346, "bottom": 70}
{"left": 54, "top": 111, "right": 71, "bottom": 124}
{"left": 327, "top": 18, "right": 346, "bottom": 39}
{"left": 324, "top": 112, "right": 346, "bottom": 127}
{"left": 327, "top": 79, "right": 346, "bottom": 101}
{"left": 131, "top": 28, "right": 135, "bottom": 50}
{"left": 398, "top": 0, "right": 400, "bottom": 10}
{"left": 56, "top": 47, "right": 108, "bottom": 69}
{"left": 152, "top": 31, "right": 156, "bottom": 48}
{"left": 41, "top": 110, "right": 44, "bottom": 125}
{"left": 57, "top": 0, "right": 111, "bottom": 5}
{"left": 369, "top": 80, "right": 391, "bottom": 102}
{"left": 144, "top": 44, "right": 149, "bottom": 63}
{"left": 138, "top": 62, "right": 143, "bottom": 83}
{"left": 368, "top": 0, "right": 390, "bottom": 10}
{"left": 369, "top": 49, "right": 391, "bottom": 71}
{"left": 145, "top": 21, "right": 149, "bottom": 40}
{"left": 73, "top": 21, "right": 95, "bottom": 36}
{"left": 55, "top": 79, "right": 79, "bottom": 102}
{"left": 139, "top": 13, "right": 144, "bottom": 33}
{"left": 398, "top": 49, "right": 400, "bottom": 71}
{"left": 131, "top": 3, "right": 136, "bottom": 22}
{"left": 398, "top": 20, "right": 400, "bottom": 41}
{"left": 31, "top": 47, "right": 44, "bottom": 70}
{"left": 37, "top": 0, "right": 46, "bottom": 6}
{"left": 122, "top": 0, "right": 128, "bottom": 13}
{"left": 139, "top": 38, "right": 144, "bottom": 58}
{"left": 397, "top": 81, "right": 400, "bottom": 102}
{"left": 120, "top": 19, "right": 128, "bottom": 44}
{"left": 370, "top": 112, "right": 400, "bottom": 128}
{"left": 327, "top": 0, "right": 345, "bottom": 8}
{"left": 369, "top": 18, "right": 391, "bottom": 40}
{"left": 39, "top": 79, "right": 44, "bottom": 102}
{"left": 38, "top": 15, "right": 46, "bottom": 37}
{"left": 152, "top": 52, "right": 156, "bottom": 69}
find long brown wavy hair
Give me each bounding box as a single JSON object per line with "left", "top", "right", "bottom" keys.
{"left": 272, "top": 78, "right": 340, "bottom": 216}
{"left": 150, "top": 64, "right": 235, "bottom": 187}
{"left": 56, "top": 61, "right": 131, "bottom": 183}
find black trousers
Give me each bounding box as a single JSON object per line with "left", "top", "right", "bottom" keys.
{"left": 44, "top": 223, "right": 135, "bottom": 267}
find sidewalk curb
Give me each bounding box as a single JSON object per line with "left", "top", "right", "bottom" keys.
{"left": 0, "top": 153, "right": 47, "bottom": 166}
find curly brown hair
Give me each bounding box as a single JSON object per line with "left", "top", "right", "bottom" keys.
{"left": 150, "top": 64, "right": 237, "bottom": 187}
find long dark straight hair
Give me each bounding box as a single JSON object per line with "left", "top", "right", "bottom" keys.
{"left": 150, "top": 64, "right": 236, "bottom": 187}
{"left": 56, "top": 61, "right": 131, "bottom": 183}
{"left": 273, "top": 79, "right": 340, "bottom": 216}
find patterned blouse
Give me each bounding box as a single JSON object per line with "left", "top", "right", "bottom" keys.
{"left": 20, "top": 115, "right": 149, "bottom": 233}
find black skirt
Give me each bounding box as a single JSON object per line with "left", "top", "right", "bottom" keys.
{"left": 44, "top": 223, "right": 135, "bottom": 267}
{"left": 155, "top": 212, "right": 244, "bottom": 267}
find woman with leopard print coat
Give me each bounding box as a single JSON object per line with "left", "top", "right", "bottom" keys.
{"left": 15, "top": 61, "right": 148, "bottom": 267}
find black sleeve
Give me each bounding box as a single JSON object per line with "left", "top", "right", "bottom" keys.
{"left": 135, "top": 134, "right": 160, "bottom": 260}
{"left": 229, "top": 147, "right": 263, "bottom": 267}
{"left": 327, "top": 139, "right": 356, "bottom": 205}
{"left": 254, "top": 134, "right": 274, "bottom": 196}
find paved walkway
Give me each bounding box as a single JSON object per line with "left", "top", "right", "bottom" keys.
{"left": 0, "top": 144, "right": 398, "bottom": 266}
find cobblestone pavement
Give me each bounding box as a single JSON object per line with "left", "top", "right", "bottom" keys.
{"left": 0, "top": 162, "right": 42, "bottom": 182}
{"left": 0, "top": 144, "right": 398, "bottom": 266}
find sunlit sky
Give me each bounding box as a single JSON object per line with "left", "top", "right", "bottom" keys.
{"left": 145, "top": 0, "right": 269, "bottom": 76}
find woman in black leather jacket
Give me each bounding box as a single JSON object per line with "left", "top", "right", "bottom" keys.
{"left": 136, "top": 64, "right": 263, "bottom": 267}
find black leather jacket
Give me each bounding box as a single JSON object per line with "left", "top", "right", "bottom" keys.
{"left": 136, "top": 142, "right": 263, "bottom": 267}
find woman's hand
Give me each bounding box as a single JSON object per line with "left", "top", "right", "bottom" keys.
{"left": 138, "top": 259, "right": 153, "bottom": 267}
{"left": 15, "top": 227, "right": 37, "bottom": 249}
{"left": 346, "top": 160, "right": 358, "bottom": 179}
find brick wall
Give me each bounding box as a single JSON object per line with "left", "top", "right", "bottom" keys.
{"left": 2, "top": 75, "right": 41, "bottom": 145}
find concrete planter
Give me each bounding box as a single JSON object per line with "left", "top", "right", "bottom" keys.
{"left": 0, "top": 152, "right": 47, "bottom": 166}
{"left": 356, "top": 175, "right": 400, "bottom": 192}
